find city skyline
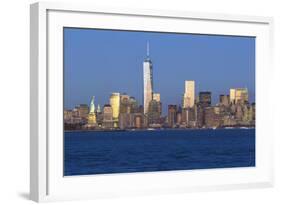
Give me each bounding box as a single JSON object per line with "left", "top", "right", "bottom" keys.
{"left": 64, "top": 28, "right": 255, "bottom": 114}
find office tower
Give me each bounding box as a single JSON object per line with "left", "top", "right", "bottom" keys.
{"left": 204, "top": 106, "right": 221, "bottom": 128}
{"left": 147, "top": 99, "right": 162, "bottom": 125}
{"left": 96, "top": 104, "right": 101, "bottom": 113}
{"left": 197, "top": 92, "right": 212, "bottom": 127}
{"left": 109, "top": 92, "right": 120, "bottom": 127}
{"left": 199, "top": 92, "right": 212, "bottom": 107}
{"left": 182, "top": 81, "right": 195, "bottom": 108}
{"left": 176, "top": 111, "right": 182, "bottom": 125}
{"left": 242, "top": 104, "right": 251, "bottom": 123}
{"left": 103, "top": 104, "right": 113, "bottom": 128}
{"left": 120, "top": 94, "right": 131, "bottom": 114}
{"left": 129, "top": 97, "right": 139, "bottom": 113}
{"left": 64, "top": 110, "right": 73, "bottom": 124}
{"left": 219, "top": 95, "right": 230, "bottom": 106}
{"left": 87, "top": 96, "right": 96, "bottom": 125}
{"left": 230, "top": 89, "right": 236, "bottom": 103}
{"left": 89, "top": 96, "right": 95, "bottom": 113}
{"left": 75, "top": 104, "right": 89, "bottom": 119}
{"left": 153, "top": 93, "right": 160, "bottom": 102}
{"left": 235, "top": 104, "right": 243, "bottom": 120}
{"left": 182, "top": 107, "right": 196, "bottom": 127}
{"left": 143, "top": 42, "right": 153, "bottom": 115}
{"left": 96, "top": 104, "right": 103, "bottom": 126}
{"left": 230, "top": 88, "right": 249, "bottom": 104}
{"left": 119, "top": 113, "right": 134, "bottom": 129}
{"left": 251, "top": 103, "right": 256, "bottom": 121}
{"left": 168, "top": 105, "right": 177, "bottom": 128}
{"left": 134, "top": 114, "right": 143, "bottom": 129}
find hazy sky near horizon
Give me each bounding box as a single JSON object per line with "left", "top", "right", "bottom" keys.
{"left": 64, "top": 28, "right": 255, "bottom": 114}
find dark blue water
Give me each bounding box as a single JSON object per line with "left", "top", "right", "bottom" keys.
{"left": 64, "top": 129, "right": 255, "bottom": 176}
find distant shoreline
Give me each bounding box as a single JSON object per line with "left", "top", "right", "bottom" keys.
{"left": 64, "top": 127, "right": 255, "bottom": 133}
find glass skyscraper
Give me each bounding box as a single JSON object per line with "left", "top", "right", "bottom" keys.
{"left": 143, "top": 42, "right": 153, "bottom": 115}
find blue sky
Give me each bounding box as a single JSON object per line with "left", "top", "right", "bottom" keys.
{"left": 64, "top": 28, "right": 255, "bottom": 114}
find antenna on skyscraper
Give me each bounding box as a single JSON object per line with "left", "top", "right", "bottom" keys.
{"left": 146, "top": 41, "right": 150, "bottom": 57}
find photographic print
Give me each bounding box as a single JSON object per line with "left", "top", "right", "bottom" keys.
{"left": 63, "top": 28, "right": 255, "bottom": 176}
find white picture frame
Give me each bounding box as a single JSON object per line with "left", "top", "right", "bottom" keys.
{"left": 30, "top": 2, "right": 274, "bottom": 202}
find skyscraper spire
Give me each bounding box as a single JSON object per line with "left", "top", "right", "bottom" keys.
{"left": 143, "top": 41, "right": 153, "bottom": 115}
{"left": 89, "top": 96, "right": 95, "bottom": 114}
{"left": 146, "top": 41, "right": 150, "bottom": 58}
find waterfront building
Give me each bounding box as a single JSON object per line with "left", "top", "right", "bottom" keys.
{"left": 168, "top": 105, "right": 177, "bottom": 128}
{"left": 186, "top": 107, "right": 196, "bottom": 127}
{"left": 134, "top": 113, "right": 143, "bottom": 129}
{"left": 102, "top": 104, "right": 114, "bottom": 129}
{"left": 119, "top": 113, "right": 135, "bottom": 129}
{"left": 235, "top": 104, "right": 243, "bottom": 120}
{"left": 181, "top": 108, "right": 187, "bottom": 125}
{"left": 147, "top": 99, "right": 162, "bottom": 125}
{"left": 64, "top": 110, "right": 73, "bottom": 122}
{"left": 87, "top": 96, "right": 96, "bottom": 125}
{"left": 176, "top": 111, "right": 182, "bottom": 125}
{"left": 96, "top": 111, "right": 103, "bottom": 127}
{"left": 199, "top": 92, "right": 212, "bottom": 107}
{"left": 251, "top": 103, "right": 256, "bottom": 122}
{"left": 75, "top": 104, "right": 89, "bottom": 119}
{"left": 182, "top": 80, "right": 195, "bottom": 108}
{"left": 204, "top": 106, "right": 221, "bottom": 128}
{"left": 230, "top": 88, "right": 249, "bottom": 104}
{"left": 109, "top": 92, "right": 120, "bottom": 127}
{"left": 195, "top": 104, "right": 204, "bottom": 127}
{"left": 242, "top": 104, "right": 251, "bottom": 123}
{"left": 143, "top": 42, "right": 153, "bottom": 115}
{"left": 64, "top": 108, "right": 85, "bottom": 127}
{"left": 95, "top": 104, "right": 103, "bottom": 127}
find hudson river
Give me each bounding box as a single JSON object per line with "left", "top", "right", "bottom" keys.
{"left": 64, "top": 129, "right": 255, "bottom": 176}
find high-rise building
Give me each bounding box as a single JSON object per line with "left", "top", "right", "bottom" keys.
{"left": 134, "top": 113, "right": 143, "bottom": 129}
{"left": 196, "top": 92, "right": 212, "bottom": 127}
{"left": 176, "top": 111, "right": 182, "bottom": 125}
{"left": 120, "top": 94, "right": 131, "bottom": 114}
{"left": 143, "top": 42, "right": 153, "bottom": 115}
{"left": 147, "top": 99, "right": 162, "bottom": 125}
{"left": 182, "top": 107, "right": 196, "bottom": 127}
{"left": 96, "top": 104, "right": 101, "bottom": 113}
{"left": 89, "top": 97, "right": 95, "bottom": 113}
{"left": 87, "top": 96, "right": 96, "bottom": 125}
{"left": 199, "top": 92, "right": 212, "bottom": 107}
{"left": 103, "top": 104, "right": 113, "bottom": 128}
{"left": 168, "top": 105, "right": 177, "bottom": 128}
{"left": 109, "top": 92, "right": 120, "bottom": 127}
{"left": 204, "top": 107, "right": 221, "bottom": 128}
{"left": 219, "top": 95, "right": 230, "bottom": 106}
{"left": 230, "top": 88, "right": 249, "bottom": 104}
{"left": 153, "top": 93, "right": 160, "bottom": 102}
{"left": 64, "top": 110, "right": 73, "bottom": 124}
{"left": 129, "top": 97, "right": 139, "bottom": 113}
{"left": 182, "top": 81, "right": 195, "bottom": 108}
{"left": 75, "top": 104, "right": 89, "bottom": 119}
{"left": 118, "top": 113, "right": 134, "bottom": 129}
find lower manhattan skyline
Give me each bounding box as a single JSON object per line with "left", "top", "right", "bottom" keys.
{"left": 63, "top": 27, "right": 256, "bottom": 176}
{"left": 64, "top": 28, "right": 255, "bottom": 114}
